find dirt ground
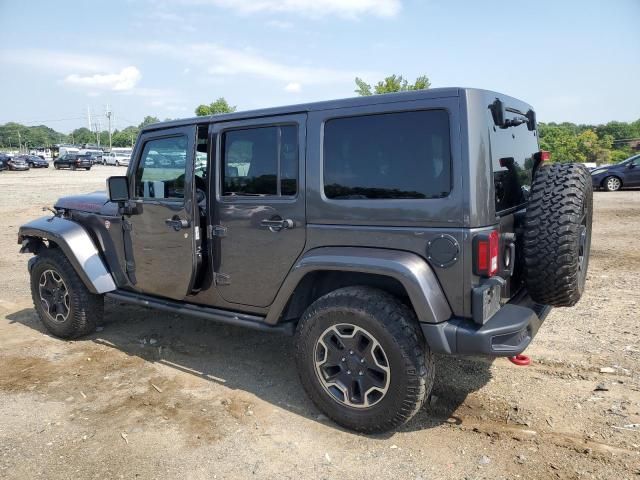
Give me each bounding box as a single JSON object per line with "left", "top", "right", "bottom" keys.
{"left": 0, "top": 167, "right": 638, "bottom": 480}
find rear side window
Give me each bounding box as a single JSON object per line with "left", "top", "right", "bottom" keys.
{"left": 222, "top": 125, "right": 298, "bottom": 196}
{"left": 490, "top": 111, "right": 537, "bottom": 212}
{"left": 323, "top": 110, "right": 451, "bottom": 200}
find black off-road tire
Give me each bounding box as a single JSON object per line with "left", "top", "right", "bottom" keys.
{"left": 30, "top": 248, "right": 103, "bottom": 338}
{"left": 295, "top": 286, "right": 434, "bottom": 433}
{"left": 523, "top": 163, "right": 593, "bottom": 307}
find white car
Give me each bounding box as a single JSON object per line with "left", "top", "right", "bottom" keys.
{"left": 103, "top": 152, "right": 130, "bottom": 166}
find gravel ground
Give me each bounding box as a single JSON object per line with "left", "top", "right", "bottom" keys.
{"left": 0, "top": 167, "right": 638, "bottom": 480}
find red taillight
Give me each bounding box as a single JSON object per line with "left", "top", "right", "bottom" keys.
{"left": 474, "top": 230, "right": 499, "bottom": 277}
{"left": 534, "top": 150, "right": 550, "bottom": 163}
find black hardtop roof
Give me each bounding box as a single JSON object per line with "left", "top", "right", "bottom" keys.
{"left": 141, "top": 87, "right": 477, "bottom": 133}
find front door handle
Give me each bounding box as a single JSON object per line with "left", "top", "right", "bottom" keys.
{"left": 260, "top": 216, "right": 294, "bottom": 232}
{"left": 165, "top": 216, "right": 190, "bottom": 231}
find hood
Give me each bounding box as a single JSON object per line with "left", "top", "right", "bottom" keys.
{"left": 54, "top": 191, "right": 111, "bottom": 214}
{"left": 591, "top": 165, "right": 613, "bottom": 175}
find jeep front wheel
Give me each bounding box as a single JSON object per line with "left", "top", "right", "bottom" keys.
{"left": 30, "top": 248, "right": 103, "bottom": 338}
{"left": 294, "top": 286, "right": 434, "bottom": 433}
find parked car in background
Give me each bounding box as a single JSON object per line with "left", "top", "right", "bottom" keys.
{"left": 591, "top": 154, "right": 640, "bottom": 191}
{"left": 6, "top": 156, "right": 30, "bottom": 171}
{"left": 79, "top": 149, "right": 103, "bottom": 164}
{"left": 16, "top": 155, "right": 49, "bottom": 168}
{"left": 102, "top": 151, "right": 130, "bottom": 166}
{"left": 54, "top": 153, "right": 92, "bottom": 171}
{"left": 0, "top": 154, "right": 9, "bottom": 171}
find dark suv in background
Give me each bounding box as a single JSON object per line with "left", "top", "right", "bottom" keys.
{"left": 591, "top": 154, "right": 640, "bottom": 191}
{"left": 53, "top": 153, "right": 92, "bottom": 171}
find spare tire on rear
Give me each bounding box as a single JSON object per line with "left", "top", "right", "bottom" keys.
{"left": 523, "top": 163, "right": 593, "bottom": 307}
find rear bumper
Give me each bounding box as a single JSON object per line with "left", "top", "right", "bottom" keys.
{"left": 421, "top": 293, "right": 551, "bottom": 356}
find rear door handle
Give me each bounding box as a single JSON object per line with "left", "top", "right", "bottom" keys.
{"left": 165, "top": 217, "right": 190, "bottom": 231}
{"left": 260, "top": 216, "right": 294, "bottom": 232}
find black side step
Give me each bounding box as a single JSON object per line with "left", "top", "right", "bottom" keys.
{"left": 105, "top": 290, "right": 294, "bottom": 335}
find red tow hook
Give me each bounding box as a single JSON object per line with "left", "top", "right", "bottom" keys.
{"left": 508, "top": 354, "right": 531, "bottom": 366}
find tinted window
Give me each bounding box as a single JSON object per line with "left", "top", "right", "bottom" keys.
{"left": 135, "top": 136, "right": 188, "bottom": 200}
{"left": 222, "top": 125, "right": 298, "bottom": 196}
{"left": 323, "top": 110, "right": 451, "bottom": 200}
{"left": 489, "top": 110, "right": 537, "bottom": 212}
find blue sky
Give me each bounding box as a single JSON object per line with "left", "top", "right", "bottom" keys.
{"left": 0, "top": 0, "right": 638, "bottom": 133}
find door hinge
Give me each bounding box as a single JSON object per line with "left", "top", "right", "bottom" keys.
{"left": 207, "top": 224, "right": 227, "bottom": 239}
{"left": 214, "top": 272, "right": 231, "bottom": 286}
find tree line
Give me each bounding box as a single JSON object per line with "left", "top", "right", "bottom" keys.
{"left": 1, "top": 76, "right": 638, "bottom": 164}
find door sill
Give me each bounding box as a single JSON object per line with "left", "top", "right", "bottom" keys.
{"left": 105, "top": 290, "right": 294, "bottom": 335}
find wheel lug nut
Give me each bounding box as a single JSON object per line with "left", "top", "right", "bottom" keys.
{"left": 360, "top": 359, "right": 365, "bottom": 363}
{"left": 358, "top": 371, "right": 363, "bottom": 376}
{"left": 349, "top": 350, "right": 354, "bottom": 355}
{"left": 341, "top": 357, "right": 346, "bottom": 362}
{"left": 347, "top": 370, "right": 351, "bottom": 375}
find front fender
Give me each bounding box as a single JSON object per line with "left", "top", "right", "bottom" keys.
{"left": 18, "top": 216, "right": 116, "bottom": 294}
{"left": 265, "top": 247, "right": 452, "bottom": 325}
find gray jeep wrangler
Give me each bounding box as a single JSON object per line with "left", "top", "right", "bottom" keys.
{"left": 18, "top": 88, "right": 592, "bottom": 433}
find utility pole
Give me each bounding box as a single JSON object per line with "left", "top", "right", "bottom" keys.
{"left": 94, "top": 120, "right": 101, "bottom": 147}
{"left": 105, "top": 104, "right": 113, "bottom": 150}
{"left": 17, "top": 131, "right": 21, "bottom": 152}
{"left": 87, "top": 106, "right": 92, "bottom": 131}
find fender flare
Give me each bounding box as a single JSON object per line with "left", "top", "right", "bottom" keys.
{"left": 18, "top": 216, "right": 116, "bottom": 294}
{"left": 265, "top": 247, "right": 452, "bottom": 325}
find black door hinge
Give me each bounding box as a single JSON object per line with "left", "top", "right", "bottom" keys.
{"left": 207, "top": 224, "right": 227, "bottom": 239}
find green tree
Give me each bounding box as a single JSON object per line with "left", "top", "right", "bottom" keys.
{"left": 138, "top": 116, "right": 160, "bottom": 128}
{"left": 111, "top": 126, "right": 139, "bottom": 147}
{"left": 70, "top": 127, "right": 95, "bottom": 145}
{"left": 354, "top": 74, "right": 431, "bottom": 96}
{"left": 194, "top": 97, "right": 236, "bottom": 116}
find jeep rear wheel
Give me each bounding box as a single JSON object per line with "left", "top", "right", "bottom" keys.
{"left": 523, "top": 163, "right": 593, "bottom": 307}
{"left": 295, "top": 286, "right": 434, "bottom": 433}
{"left": 30, "top": 248, "right": 103, "bottom": 338}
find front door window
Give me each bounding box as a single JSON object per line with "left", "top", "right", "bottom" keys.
{"left": 135, "top": 136, "right": 188, "bottom": 200}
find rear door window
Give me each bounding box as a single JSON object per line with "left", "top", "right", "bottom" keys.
{"left": 323, "top": 110, "right": 451, "bottom": 199}
{"left": 222, "top": 125, "right": 298, "bottom": 197}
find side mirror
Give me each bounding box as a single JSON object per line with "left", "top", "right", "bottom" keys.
{"left": 107, "top": 176, "right": 129, "bottom": 202}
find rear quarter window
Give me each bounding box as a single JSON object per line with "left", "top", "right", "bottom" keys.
{"left": 489, "top": 111, "right": 538, "bottom": 212}
{"left": 323, "top": 110, "right": 451, "bottom": 200}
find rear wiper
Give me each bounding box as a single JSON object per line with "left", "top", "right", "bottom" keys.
{"left": 489, "top": 98, "right": 536, "bottom": 131}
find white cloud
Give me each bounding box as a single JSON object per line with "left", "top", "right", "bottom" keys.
{"left": 284, "top": 82, "right": 302, "bottom": 93}
{"left": 266, "top": 19, "right": 293, "bottom": 29}
{"left": 185, "top": 0, "right": 401, "bottom": 18}
{"left": 0, "top": 49, "right": 120, "bottom": 73}
{"left": 64, "top": 66, "right": 142, "bottom": 91}
{"left": 135, "top": 42, "right": 374, "bottom": 85}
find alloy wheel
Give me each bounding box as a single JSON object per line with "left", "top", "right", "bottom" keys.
{"left": 606, "top": 177, "right": 621, "bottom": 191}
{"left": 314, "top": 323, "right": 390, "bottom": 409}
{"left": 38, "top": 269, "right": 70, "bottom": 323}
